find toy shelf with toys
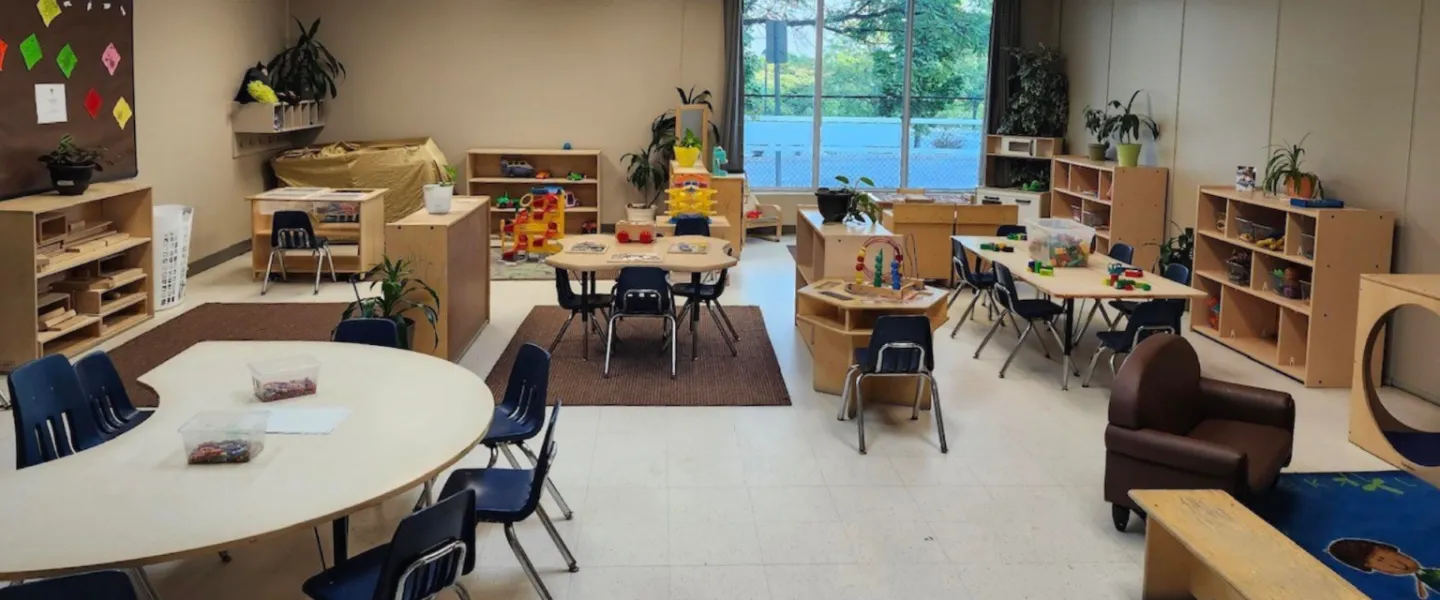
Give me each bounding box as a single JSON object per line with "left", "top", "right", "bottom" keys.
{"left": 1189, "top": 185, "right": 1394, "bottom": 387}
{"left": 464, "top": 148, "right": 604, "bottom": 241}
{"left": 1048, "top": 155, "right": 1166, "bottom": 268}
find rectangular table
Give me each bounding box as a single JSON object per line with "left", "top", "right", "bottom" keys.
{"left": 955, "top": 235, "right": 1206, "bottom": 389}
{"left": 1131, "top": 490, "right": 1366, "bottom": 600}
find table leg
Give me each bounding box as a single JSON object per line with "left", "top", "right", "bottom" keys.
{"left": 690, "top": 272, "right": 702, "bottom": 361}
{"left": 1062, "top": 299, "right": 1075, "bottom": 391}
{"left": 332, "top": 516, "right": 349, "bottom": 566}
{"left": 580, "top": 272, "right": 591, "bottom": 361}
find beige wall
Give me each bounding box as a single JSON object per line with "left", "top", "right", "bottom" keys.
{"left": 133, "top": 0, "right": 286, "bottom": 260}
{"left": 1061, "top": 0, "right": 1440, "bottom": 398}
{"left": 287, "top": 0, "right": 725, "bottom": 220}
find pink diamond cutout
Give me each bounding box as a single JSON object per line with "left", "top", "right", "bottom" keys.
{"left": 85, "top": 88, "right": 102, "bottom": 119}
{"left": 101, "top": 42, "right": 120, "bottom": 75}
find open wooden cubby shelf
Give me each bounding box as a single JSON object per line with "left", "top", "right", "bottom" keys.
{"left": 464, "top": 148, "right": 605, "bottom": 241}
{"left": 1189, "top": 186, "right": 1393, "bottom": 387}
{"left": 1049, "top": 156, "right": 1166, "bottom": 266}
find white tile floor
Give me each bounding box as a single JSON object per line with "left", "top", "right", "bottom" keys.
{"left": 2, "top": 237, "right": 1429, "bottom": 599}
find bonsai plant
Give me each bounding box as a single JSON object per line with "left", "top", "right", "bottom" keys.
{"left": 1107, "top": 90, "right": 1159, "bottom": 167}
{"left": 675, "top": 128, "right": 702, "bottom": 168}
{"left": 1262, "top": 135, "right": 1324, "bottom": 199}
{"left": 621, "top": 145, "right": 665, "bottom": 222}
{"left": 340, "top": 255, "right": 439, "bottom": 351}
{"left": 268, "top": 17, "right": 346, "bottom": 100}
{"left": 1082, "top": 105, "right": 1113, "bottom": 161}
{"left": 423, "top": 164, "right": 458, "bottom": 215}
{"left": 997, "top": 45, "right": 1069, "bottom": 138}
{"left": 38, "top": 135, "right": 107, "bottom": 195}
{"left": 816, "top": 175, "right": 876, "bottom": 224}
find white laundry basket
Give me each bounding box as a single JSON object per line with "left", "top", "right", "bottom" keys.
{"left": 153, "top": 205, "right": 194, "bottom": 311}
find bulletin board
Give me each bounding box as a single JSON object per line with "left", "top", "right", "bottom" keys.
{"left": 0, "top": 0, "right": 136, "bottom": 200}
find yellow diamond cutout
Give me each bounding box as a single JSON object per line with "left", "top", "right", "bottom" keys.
{"left": 113, "top": 97, "right": 132, "bottom": 130}
{"left": 37, "top": 0, "right": 61, "bottom": 27}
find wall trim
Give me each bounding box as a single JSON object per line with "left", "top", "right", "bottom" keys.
{"left": 188, "top": 239, "right": 250, "bottom": 277}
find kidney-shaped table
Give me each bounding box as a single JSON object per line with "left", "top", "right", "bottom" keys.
{"left": 0, "top": 341, "right": 493, "bottom": 581}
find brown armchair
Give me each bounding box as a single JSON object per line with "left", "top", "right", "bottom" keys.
{"left": 1104, "top": 334, "right": 1295, "bottom": 531}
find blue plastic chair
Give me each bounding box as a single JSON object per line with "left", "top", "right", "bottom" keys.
{"left": 1082, "top": 300, "right": 1183, "bottom": 387}
{"left": 75, "top": 351, "right": 152, "bottom": 440}
{"left": 550, "top": 269, "right": 612, "bottom": 354}
{"left": 263, "top": 210, "right": 338, "bottom": 295}
{"left": 302, "top": 489, "right": 478, "bottom": 600}
{"left": 8, "top": 354, "right": 107, "bottom": 469}
{"left": 604, "top": 267, "right": 678, "bottom": 379}
{"left": 1108, "top": 242, "right": 1136, "bottom": 265}
{"left": 334, "top": 318, "right": 403, "bottom": 348}
{"left": 440, "top": 401, "right": 577, "bottom": 600}
{"left": 837, "top": 315, "right": 946, "bottom": 455}
{"left": 672, "top": 216, "right": 711, "bottom": 237}
{"left": 0, "top": 571, "right": 137, "bottom": 600}
{"left": 1104, "top": 262, "right": 1191, "bottom": 329}
{"left": 671, "top": 267, "right": 739, "bottom": 355}
{"left": 948, "top": 237, "right": 999, "bottom": 337}
{"left": 995, "top": 224, "right": 1026, "bottom": 238}
{"left": 973, "top": 263, "right": 1067, "bottom": 378}
{"left": 483, "top": 343, "right": 574, "bottom": 520}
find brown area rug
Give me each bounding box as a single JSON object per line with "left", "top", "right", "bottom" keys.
{"left": 485, "top": 305, "right": 790, "bottom": 406}
{"left": 109, "top": 303, "right": 346, "bottom": 408}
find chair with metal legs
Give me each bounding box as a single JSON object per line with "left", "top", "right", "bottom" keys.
{"left": 948, "top": 237, "right": 998, "bottom": 337}
{"left": 973, "top": 263, "right": 1069, "bottom": 378}
{"left": 1082, "top": 300, "right": 1182, "bottom": 387}
{"left": 1079, "top": 242, "right": 1136, "bottom": 331}
{"left": 440, "top": 402, "right": 577, "bottom": 600}
{"left": 550, "top": 269, "right": 612, "bottom": 354}
{"left": 604, "top": 267, "right": 678, "bottom": 379}
{"left": 262, "top": 210, "right": 338, "bottom": 295}
{"left": 481, "top": 343, "right": 575, "bottom": 520}
{"left": 673, "top": 267, "right": 739, "bottom": 356}
{"left": 301, "top": 489, "right": 478, "bottom": 600}
{"left": 333, "top": 318, "right": 403, "bottom": 348}
{"left": 836, "top": 315, "right": 947, "bottom": 455}
{"left": 1103, "top": 262, "right": 1190, "bottom": 330}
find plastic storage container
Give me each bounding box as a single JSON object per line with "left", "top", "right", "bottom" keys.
{"left": 1234, "top": 217, "right": 1283, "bottom": 244}
{"left": 181, "top": 411, "right": 268, "bottom": 464}
{"left": 1298, "top": 233, "right": 1316, "bottom": 259}
{"left": 249, "top": 355, "right": 321, "bottom": 402}
{"left": 1025, "top": 218, "right": 1095, "bottom": 267}
{"left": 1267, "top": 271, "right": 1311, "bottom": 301}
{"left": 1226, "top": 259, "right": 1251, "bottom": 285}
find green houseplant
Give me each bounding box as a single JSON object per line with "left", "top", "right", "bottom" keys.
{"left": 997, "top": 45, "right": 1069, "bottom": 138}
{"left": 1149, "top": 224, "right": 1195, "bottom": 271}
{"left": 621, "top": 145, "right": 665, "bottom": 222}
{"left": 816, "top": 175, "right": 877, "bottom": 224}
{"left": 340, "top": 256, "right": 439, "bottom": 350}
{"left": 1107, "top": 90, "right": 1159, "bottom": 167}
{"left": 674, "top": 128, "right": 702, "bottom": 169}
{"left": 1263, "top": 135, "right": 1324, "bottom": 199}
{"left": 1082, "top": 105, "right": 1113, "bottom": 161}
{"left": 39, "top": 135, "right": 107, "bottom": 196}
{"left": 268, "top": 17, "right": 346, "bottom": 100}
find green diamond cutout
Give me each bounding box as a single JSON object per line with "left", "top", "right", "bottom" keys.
{"left": 20, "top": 34, "right": 41, "bottom": 71}
{"left": 56, "top": 43, "right": 76, "bottom": 78}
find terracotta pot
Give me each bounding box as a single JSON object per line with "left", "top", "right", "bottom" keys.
{"left": 1285, "top": 176, "right": 1316, "bottom": 199}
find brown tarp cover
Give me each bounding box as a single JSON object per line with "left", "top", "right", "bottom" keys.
{"left": 271, "top": 138, "right": 449, "bottom": 222}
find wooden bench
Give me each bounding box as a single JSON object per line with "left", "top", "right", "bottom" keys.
{"left": 1131, "top": 489, "right": 1365, "bottom": 600}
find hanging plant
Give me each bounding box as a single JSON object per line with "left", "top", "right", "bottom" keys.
{"left": 268, "top": 17, "right": 347, "bottom": 100}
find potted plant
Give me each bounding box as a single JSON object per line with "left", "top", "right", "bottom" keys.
{"left": 1262, "top": 135, "right": 1324, "bottom": 199}
{"left": 268, "top": 17, "right": 346, "bottom": 100}
{"left": 38, "top": 135, "right": 107, "bottom": 195}
{"left": 816, "top": 175, "right": 876, "bottom": 224}
{"left": 1082, "top": 105, "right": 1112, "bottom": 161}
{"left": 423, "top": 165, "right": 458, "bottom": 215}
{"left": 340, "top": 256, "right": 439, "bottom": 351}
{"left": 621, "top": 145, "right": 664, "bottom": 223}
{"left": 997, "top": 45, "right": 1069, "bottom": 138}
{"left": 1107, "top": 90, "right": 1159, "bottom": 167}
{"left": 674, "top": 128, "right": 702, "bottom": 168}
{"left": 1150, "top": 223, "right": 1195, "bottom": 271}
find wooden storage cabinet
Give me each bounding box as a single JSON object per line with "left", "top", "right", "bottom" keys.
{"left": 464, "top": 149, "right": 603, "bottom": 240}
{"left": 385, "top": 197, "right": 491, "bottom": 361}
{"left": 245, "top": 188, "right": 387, "bottom": 278}
{"left": 0, "top": 182, "right": 155, "bottom": 371}
{"left": 1189, "top": 186, "right": 1394, "bottom": 387}
{"left": 1049, "top": 156, "right": 1167, "bottom": 268}
{"left": 978, "top": 134, "right": 1062, "bottom": 222}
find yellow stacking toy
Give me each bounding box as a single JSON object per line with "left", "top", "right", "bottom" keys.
{"left": 665, "top": 183, "right": 717, "bottom": 218}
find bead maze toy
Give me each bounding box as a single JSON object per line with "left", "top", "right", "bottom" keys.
{"left": 498, "top": 190, "right": 567, "bottom": 262}
{"left": 843, "top": 237, "right": 925, "bottom": 300}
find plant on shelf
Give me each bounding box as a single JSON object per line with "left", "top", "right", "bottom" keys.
{"left": 268, "top": 17, "right": 346, "bottom": 100}
{"left": 39, "top": 135, "right": 108, "bottom": 196}
{"left": 621, "top": 145, "right": 665, "bottom": 222}
{"left": 1106, "top": 90, "right": 1159, "bottom": 167}
{"left": 340, "top": 256, "right": 439, "bottom": 351}
{"left": 1262, "top": 134, "right": 1324, "bottom": 199}
{"left": 997, "top": 45, "right": 1069, "bottom": 138}
{"left": 816, "top": 175, "right": 878, "bottom": 224}
{"left": 1082, "top": 105, "right": 1114, "bottom": 161}
{"left": 674, "top": 128, "right": 703, "bottom": 169}
{"left": 422, "top": 165, "right": 458, "bottom": 215}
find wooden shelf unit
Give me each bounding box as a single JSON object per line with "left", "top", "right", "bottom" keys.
{"left": 245, "top": 188, "right": 388, "bottom": 278}
{"left": 230, "top": 100, "right": 326, "bottom": 134}
{"left": 1049, "top": 155, "right": 1167, "bottom": 267}
{"left": 977, "top": 135, "right": 1062, "bottom": 222}
{"left": 0, "top": 182, "right": 155, "bottom": 372}
{"left": 385, "top": 197, "right": 491, "bottom": 361}
{"left": 464, "top": 149, "right": 604, "bottom": 240}
{"left": 1189, "top": 186, "right": 1394, "bottom": 387}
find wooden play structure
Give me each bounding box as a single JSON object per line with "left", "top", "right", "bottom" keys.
{"left": 498, "top": 190, "right": 567, "bottom": 262}
{"left": 1349, "top": 274, "right": 1440, "bottom": 479}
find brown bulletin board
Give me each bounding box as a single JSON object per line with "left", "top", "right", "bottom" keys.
{"left": 0, "top": 0, "right": 136, "bottom": 200}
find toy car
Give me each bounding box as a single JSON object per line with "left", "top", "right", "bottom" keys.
{"left": 499, "top": 158, "right": 536, "bottom": 178}
{"left": 566, "top": 172, "right": 585, "bottom": 181}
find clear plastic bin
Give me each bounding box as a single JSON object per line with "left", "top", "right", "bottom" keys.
{"left": 1226, "top": 259, "right": 1251, "bottom": 285}
{"left": 181, "top": 411, "right": 267, "bottom": 464}
{"left": 1267, "top": 271, "right": 1310, "bottom": 301}
{"left": 1025, "top": 218, "right": 1095, "bottom": 268}
{"left": 249, "top": 355, "right": 321, "bottom": 403}
{"left": 1298, "top": 233, "right": 1315, "bottom": 259}
{"left": 1234, "top": 217, "right": 1283, "bottom": 244}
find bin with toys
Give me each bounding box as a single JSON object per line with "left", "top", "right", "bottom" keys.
{"left": 1025, "top": 218, "right": 1094, "bottom": 268}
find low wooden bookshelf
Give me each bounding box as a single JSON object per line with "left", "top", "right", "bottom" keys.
{"left": 1049, "top": 155, "right": 1168, "bottom": 268}
{"left": 464, "top": 148, "right": 604, "bottom": 241}
{"left": 0, "top": 182, "right": 155, "bottom": 371}
{"left": 975, "top": 135, "right": 1062, "bottom": 222}
{"left": 1189, "top": 186, "right": 1394, "bottom": 387}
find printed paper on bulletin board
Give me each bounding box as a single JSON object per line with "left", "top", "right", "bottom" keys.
{"left": 0, "top": 0, "right": 136, "bottom": 200}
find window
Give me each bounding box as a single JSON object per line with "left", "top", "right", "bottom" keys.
{"left": 743, "top": 0, "right": 993, "bottom": 191}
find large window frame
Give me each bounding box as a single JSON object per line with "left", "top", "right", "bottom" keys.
{"left": 744, "top": 0, "right": 991, "bottom": 192}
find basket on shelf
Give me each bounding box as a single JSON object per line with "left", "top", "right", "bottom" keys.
{"left": 1226, "top": 259, "right": 1250, "bottom": 285}
{"left": 1267, "top": 270, "right": 1311, "bottom": 301}
{"left": 1234, "top": 217, "right": 1282, "bottom": 244}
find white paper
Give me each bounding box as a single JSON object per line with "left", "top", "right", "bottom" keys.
{"left": 264, "top": 407, "right": 351, "bottom": 435}
{"left": 35, "top": 84, "right": 67, "bottom": 124}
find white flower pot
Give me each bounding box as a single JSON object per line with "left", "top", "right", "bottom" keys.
{"left": 626, "top": 205, "right": 656, "bottom": 223}
{"left": 423, "top": 184, "right": 454, "bottom": 214}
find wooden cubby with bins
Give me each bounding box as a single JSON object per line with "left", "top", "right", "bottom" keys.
{"left": 1189, "top": 186, "right": 1393, "bottom": 387}
{"left": 975, "top": 135, "right": 1063, "bottom": 221}
{"left": 1049, "top": 155, "right": 1168, "bottom": 268}
{"left": 0, "top": 182, "right": 155, "bottom": 372}
{"left": 464, "top": 148, "right": 604, "bottom": 241}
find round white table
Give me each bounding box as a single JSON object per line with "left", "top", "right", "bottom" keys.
{"left": 0, "top": 341, "right": 492, "bottom": 579}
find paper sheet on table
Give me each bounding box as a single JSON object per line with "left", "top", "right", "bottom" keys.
{"left": 264, "top": 407, "right": 351, "bottom": 434}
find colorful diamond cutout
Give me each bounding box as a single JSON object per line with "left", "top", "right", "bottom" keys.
{"left": 112, "top": 96, "right": 132, "bottom": 130}
{"left": 56, "top": 43, "right": 77, "bottom": 78}
{"left": 20, "top": 34, "right": 41, "bottom": 70}
{"left": 0, "top": 39, "right": 8, "bottom": 72}
{"left": 84, "top": 88, "right": 102, "bottom": 119}
{"left": 101, "top": 42, "right": 120, "bottom": 75}
{"left": 37, "top": 0, "right": 61, "bottom": 27}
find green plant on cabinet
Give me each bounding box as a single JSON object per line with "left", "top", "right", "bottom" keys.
{"left": 341, "top": 256, "right": 440, "bottom": 350}
{"left": 834, "top": 175, "right": 879, "bottom": 223}
{"left": 1263, "top": 134, "right": 1324, "bottom": 199}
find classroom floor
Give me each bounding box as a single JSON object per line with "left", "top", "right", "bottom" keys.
{"left": 2, "top": 237, "right": 1430, "bottom": 600}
